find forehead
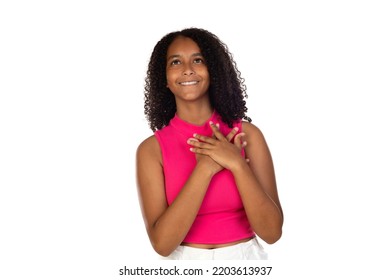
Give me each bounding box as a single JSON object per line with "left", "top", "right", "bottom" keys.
{"left": 167, "top": 36, "right": 201, "bottom": 56}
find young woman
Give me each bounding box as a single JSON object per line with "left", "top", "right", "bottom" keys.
{"left": 136, "top": 28, "right": 283, "bottom": 260}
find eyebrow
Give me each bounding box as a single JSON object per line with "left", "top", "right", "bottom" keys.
{"left": 167, "top": 52, "right": 203, "bottom": 61}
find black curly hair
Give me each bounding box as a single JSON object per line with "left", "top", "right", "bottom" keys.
{"left": 144, "top": 27, "right": 251, "bottom": 132}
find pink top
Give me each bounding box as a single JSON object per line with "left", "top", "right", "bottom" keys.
{"left": 155, "top": 111, "right": 254, "bottom": 244}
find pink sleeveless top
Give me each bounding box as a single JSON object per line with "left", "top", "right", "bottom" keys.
{"left": 155, "top": 111, "right": 254, "bottom": 244}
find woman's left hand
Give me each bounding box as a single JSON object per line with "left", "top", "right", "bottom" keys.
{"left": 187, "top": 121, "right": 247, "bottom": 171}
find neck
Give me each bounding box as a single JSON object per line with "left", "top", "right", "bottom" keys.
{"left": 176, "top": 101, "right": 214, "bottom": 126}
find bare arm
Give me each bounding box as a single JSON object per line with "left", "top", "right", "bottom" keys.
{"left": 136, "top": 136, "right": 214, "bottom": 256}
{"left": 232, "top": 122, "right": 283, "bottom": 243}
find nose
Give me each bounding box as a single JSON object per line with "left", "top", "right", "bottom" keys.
{"left": 183, "top": 63, "right": 195, "bottom": 76}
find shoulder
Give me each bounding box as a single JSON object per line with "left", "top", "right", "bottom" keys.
{"left": 242, "top": 121, "right": 265, "bottom": 139}
{"left": 136, "top": 135, "right": 162, "bottom": 164}
{"left": 241, "top": 121, "right": 271, "bottom": 151}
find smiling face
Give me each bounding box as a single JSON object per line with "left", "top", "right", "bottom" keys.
{"left": 166, "top": 36, "right": 210, "bottom": 104}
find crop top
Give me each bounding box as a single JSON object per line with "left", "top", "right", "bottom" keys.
{"left": 154, "top": 111, "right": 254, "bottom": 244}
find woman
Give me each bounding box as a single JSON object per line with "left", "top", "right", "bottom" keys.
{"left": 136, "top": 28, "right": 283, "bottom": 260}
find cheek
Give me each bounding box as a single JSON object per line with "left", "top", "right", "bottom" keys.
{"left": 166, "top": 78, "right": 174, "bottom": 88}
{"left": 201, "top": 68, "right": 210, "bottom": 81}
{"left": 166, "top": 70, "right": 177, "bottom": 84}
{"left": 166, "top": 72, "right": 172, "bottom": 88}
{"left": 203, "top": 72, "right": 210, "bottom": 86}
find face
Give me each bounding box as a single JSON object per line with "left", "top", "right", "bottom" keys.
{"left": 166, "top": 36, "right": 210, "bottom": 103}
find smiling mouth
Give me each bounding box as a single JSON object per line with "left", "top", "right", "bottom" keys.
{"left": 179, "top": 81, "right": 199, "bottom": 86}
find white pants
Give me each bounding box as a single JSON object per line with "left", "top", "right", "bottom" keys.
{"left": 163, "top": 238, "right": 268, "bottom": 260}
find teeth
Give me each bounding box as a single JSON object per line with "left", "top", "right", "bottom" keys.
{"left": 180, "top": 81, "right": 198, "bottom": 85}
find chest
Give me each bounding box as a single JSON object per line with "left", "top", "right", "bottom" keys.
{"left": 161, "top": 133, "right": 244, "bottom": 213}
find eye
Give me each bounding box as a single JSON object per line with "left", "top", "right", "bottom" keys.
{"left": 193, "top": 58, "right": 204, "bottom": 64}
{"left": 170, "top": 59, "right": 181, "bottom": 66}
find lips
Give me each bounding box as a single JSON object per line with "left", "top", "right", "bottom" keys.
{"left": 179, "top": 81, "right": 199, "bottom": 86}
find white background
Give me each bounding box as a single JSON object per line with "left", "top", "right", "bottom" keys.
{"left": 1, "top": 0, "right": 389, "bottom": 279}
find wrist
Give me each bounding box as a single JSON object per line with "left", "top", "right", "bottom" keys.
{"left": 196, "top": 159, "right": 218, "bottom": 178}
{"left": 230, "top": 158, "right": 249, "bottom": 174}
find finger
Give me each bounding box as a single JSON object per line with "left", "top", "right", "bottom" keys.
{"left": 212, "top": 123, "right": 220, "bottom": 139}
{"left": 209, "top": 121, "right": 226, "bottom": 141}
{"left": 226, "top": 127, "right": 239, "bottom": 142}
{"left": 193, "top": 134, "right": 217, "bottom": 145}
{"left": 210, "top": 123, "right": 222, "bottom": 139}
{"left": 234, "top": 132, "right": 246, "bottom": 148}
{"left": 189, "top": 147, "right": 210, "bottom": 156}
{"left": 187, "top": 137, "right": 199, "bottom": 143}
{"left": 187, "top": 138, "right": 214, "bottom": 149}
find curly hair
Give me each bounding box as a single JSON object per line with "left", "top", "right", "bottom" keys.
{"left": 144, "top": 27, "right": 251, "bottom": 132}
